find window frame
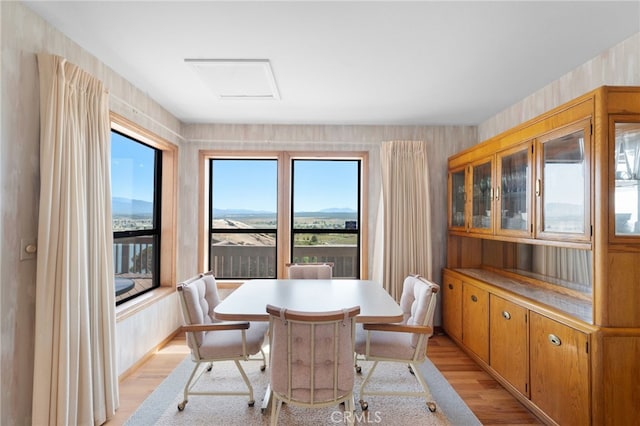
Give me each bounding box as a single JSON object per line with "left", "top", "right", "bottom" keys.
{"left": 112, "top": 128, "right": 162, "bottom": 304}
{"left": 199, "top": 150, "right": 368, "bottom": 282}
{"left": 208, "top": 157, "right": 279, "bottom": 279}
{"left": 111, "top": 113, "right": 178, "bottom": 314}
{"left": 289, "top": 158, "right": 362, "bottom": 277}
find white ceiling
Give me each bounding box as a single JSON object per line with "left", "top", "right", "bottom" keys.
{"left": 23, "top": 1, "right": 640, "bottom": 126}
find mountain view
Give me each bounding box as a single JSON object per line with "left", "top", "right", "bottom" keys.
{"left": 112, "top": 198, "right": 357, "bottom": 231}
{"left": 112, "top": 197, "right": 153, "bottom": 216}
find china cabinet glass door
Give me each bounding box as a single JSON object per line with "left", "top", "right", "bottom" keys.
{"left": 613, "top": 121, "right": 640, "bottom": 237}
{"left": 496, "top": 142, "right": 532, "bottom": 236}
{"left": 449, "top": 167, "right": 467, "bottom": 229}
{"left": 536, "top": 120, "right": 591, "bottom": 242}
{"left": 470, "top": 158, "right": 493, "bottom": 234}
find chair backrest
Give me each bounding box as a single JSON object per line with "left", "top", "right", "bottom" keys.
{"left": 286, "top": 262, "right": 334, "bottom": 279}
{"left": 267, "top": 304, "right": 360, "bottom": 405}
{"left": 398, "top": 275, "right": 440, "bottom": 350}
{"left": 177, "top": 272, "right": 221, "bottom": 347}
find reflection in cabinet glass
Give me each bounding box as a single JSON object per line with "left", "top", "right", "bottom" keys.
{"left": 472, "top": 161, "right": 492, "bottom": 230}
{"left": 614, "top": 122, "right": 640, "bottom": 236}
{"left": 451, "top": 169, "right": 466, "bottom": 227}
{"left": 498, "top": 146, "right": 529, "bottom": 232}
{"left": 540, "top": 127, "right": 587, "bottom": 234}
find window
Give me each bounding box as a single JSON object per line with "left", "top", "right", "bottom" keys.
{"left": 110, "top": 113, "right": 178, "bottom": 307}
{"left": 204, "top": 152, "right": 366, "bottom": 280}
{"left": 209, "top": 159, "right": 278, "bottom": 279}
{"left": 291, "top": 159, "right": 360, "bottom": 277}
{"left": 111, "top": 130, "right": 161, "bottom": 304}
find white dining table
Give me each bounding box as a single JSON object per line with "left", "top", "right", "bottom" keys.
{"left": 213, "top": 278, "right": 404, "bottom": 414}
{"left": 213, "top": 279, "right": 403, "bottom": 323}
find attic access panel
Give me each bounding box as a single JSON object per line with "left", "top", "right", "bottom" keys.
{"left": 186, "top": 59, "right": 280, "bottom": 100}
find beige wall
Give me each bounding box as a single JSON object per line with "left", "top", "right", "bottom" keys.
{"left": 178, "top": 124, "right": 476, "bottom": 285}
{"left": 1, "top": 2, "right": 637, "bottom": 424}
{"left": 479, "top": 32, "right": 640, "bottom": 140}
{"left": 0, "top": 3, "right": 183, "bottom": 423}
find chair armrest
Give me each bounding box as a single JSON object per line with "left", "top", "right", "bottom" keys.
{"left": 362, "top": 323, "right": 433, "bottom": 334}
{"left": 181, "top": 321, "right": 250, "bottom": 333}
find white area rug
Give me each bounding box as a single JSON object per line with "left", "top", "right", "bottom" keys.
{"left": 125, "top": 357, "right": 481, "bottom": 426}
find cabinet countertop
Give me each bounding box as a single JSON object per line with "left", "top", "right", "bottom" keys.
{"left": 451, "top": 268, "right": 593, "bottom": 324}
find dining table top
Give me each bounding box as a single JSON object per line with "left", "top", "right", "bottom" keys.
{"left": 214, "top": 279, "right": 404, "bottom": 323}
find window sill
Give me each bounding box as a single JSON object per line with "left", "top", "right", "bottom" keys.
{"left": 115, "top": 286, "right": 175, "bottom": 322}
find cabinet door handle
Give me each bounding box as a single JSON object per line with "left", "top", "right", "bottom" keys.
{"left": 470, "top": 295, "right": 478, "bottom": 302}
{"left": 448, "top": 283, "right": 454, "bottom": 290}
{"left": 535, "top": 178, "right": 541, "bottom": 197}
{"left": 548, "top": 334, "right": 562, "bottom": 346}
{"left": 502, "top": 311, "right": 511, "bottom": 320}
{"left": 495, "top": 186, "right": 500, "bottom": 201}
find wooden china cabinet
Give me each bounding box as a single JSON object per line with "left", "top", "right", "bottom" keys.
{"left": 444, "top": 86, "right": 640, "bottom": 425}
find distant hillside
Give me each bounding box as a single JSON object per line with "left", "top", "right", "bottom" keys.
{"left": 213, "top": 208, "right": 274, "bottom": 216}
{"left": 213, "top": 208, "right": 356, "bottom": 215}
{"left": 112, "top": 197, "right": 153, "bottom": 216}
{"left": 112, "top": 201, "right": 356, "bottom": 217}
{"left": 318, "top": 208, "right": 356, "bottom": 213}
{"left": 545, "top": 202, "right": 583, "bottom": 216}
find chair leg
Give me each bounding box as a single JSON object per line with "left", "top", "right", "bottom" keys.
{"left": 233, "top": 360, "right": 255, "bottom": 406}
{"left": 358, "top": 360, "right": 379, "bottom": 410}
{"left": 354, "top": 353, "right": 363, "bottom": 374}
{"left": 179, "top": 361, "right": 206, "bottom": 411}
{"left": 409, "top": 362, "right": 437, "bottom": 412}
{"left": 270, "top": 397, "right": 282, "bottom": 426}
{"left": 259, "top": 347, "right": 267, "bottom": 371}
{"left": 345, "top": 395, "right": 355, "bottom": 426}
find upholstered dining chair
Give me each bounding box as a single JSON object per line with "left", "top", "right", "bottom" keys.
{"left": 285, "top": 262, "right": 334, "bottom": 279}
{"left": 176, "top": 272, "right": 268, "bottom": 411}
{"left": 266, "top": 304, "right": 360, "bottom": 426}
{"left": 354, "top": 274, "right": 440, "bottom": 413}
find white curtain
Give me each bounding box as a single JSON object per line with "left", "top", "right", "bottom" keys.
{"left": 32, "top": 54, "right": 118, "bottom": 425}
{"left": 376, "top": 141, "right": 433, "bottom": 301}
{"left": 532, "top": 245, "right": 592, "bottom": 290}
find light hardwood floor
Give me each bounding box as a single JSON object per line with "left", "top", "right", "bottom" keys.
{"left": 106, "top": 333, "right": 542, "bottom": 425}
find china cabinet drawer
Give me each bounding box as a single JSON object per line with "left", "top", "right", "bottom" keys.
{"left": 489, "top": 295, "right": 528, "bottom": 396}
{"left": 530, "top": 312, "right": 590, "bottom": 426}
{"left": 462, "top": 281, "right": 489, "bottom": 362}
{"left": 442, "top": 271, "right": 462, "bottom": 341}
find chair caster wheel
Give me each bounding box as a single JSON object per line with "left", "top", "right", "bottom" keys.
{"left": 359, "top": 399, "right": 368, "bottom": 411}
{"left": 248, "top": 400, "right": 255, "bottom": 407}
{"left": 408, "top": 365, "right": 414, "bottom": 375}
{"left": 355, "top": 365, "right": 362, "bottom": 374}
{"left": 427, "top": 402, "right": 436, "bottom": 412}
{"left": 206, "top": 363, "right": 213, "bottom": 372}
{"left": 177, "top": 401, "right": 187, "bottom": 411}
{"left": 260, "top": 365, "right": 266, "bottom": 372}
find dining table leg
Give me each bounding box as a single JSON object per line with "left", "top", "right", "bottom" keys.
{"left": 261, "top": 383, "right": 272, "bottom": 414}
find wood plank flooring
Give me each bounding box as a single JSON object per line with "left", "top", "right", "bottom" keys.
{"left": 106, "top": 333, "right": 542, "bottom": 425}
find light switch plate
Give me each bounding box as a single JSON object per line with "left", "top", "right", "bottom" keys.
{"left": 20, "top": 239, "right": 37, "bottom": 261}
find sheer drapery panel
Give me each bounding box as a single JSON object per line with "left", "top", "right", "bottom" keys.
{"left": 376, "top": 141, "right": 432, "bottom": 301}
{"left": 32, "top": 53, "right": 118, "bottom": 426}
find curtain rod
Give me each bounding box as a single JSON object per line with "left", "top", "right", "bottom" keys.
{"left": 109, "top": 93, "right": 185, "bottom": 142}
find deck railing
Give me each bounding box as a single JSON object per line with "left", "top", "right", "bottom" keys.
{"left": 113, "top": 238, "right": 358, "bottom": 280}
{"left": 210, "top": 245, "right": 358, "bottom": 278}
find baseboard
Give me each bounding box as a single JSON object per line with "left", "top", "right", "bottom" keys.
{"left": 118, "top": 327, "right": 182, "bottom": 382}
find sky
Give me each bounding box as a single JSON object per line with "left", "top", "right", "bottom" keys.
{"left": 111, "top": 131, "right": 359, "bottom": 212}
{"left": 111, "top": 132, "right": 155, "bottom": 202}
{"left": 212, "top": 159, "right": 358, "bottom": 212}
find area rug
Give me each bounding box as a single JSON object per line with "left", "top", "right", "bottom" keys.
{"left": 125, "top": 357, "right": 480, "bottom": 426}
